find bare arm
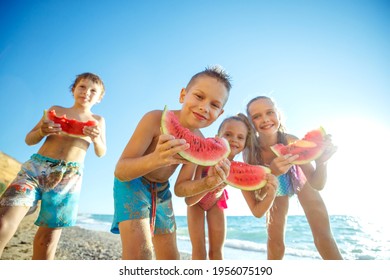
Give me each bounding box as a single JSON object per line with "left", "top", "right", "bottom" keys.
{"left": 269, "top": 134, "right": 337, "bottom": 191}
{"left": 175, "top": 159, "right": 230, "bottom": 197}
{"left": 185, "top": 192, "right": 207, "bottom": 206}
{"left": 114, "top": 110, "right": 189, "bottom": 182}
{"left": 83, "top": 116, "right": 107, "bottom": 157}
{"left": 25, "top": 107, "right": 61, "bottom": 146}
{"left": 184, "top": 166, "right": 208, "bottom": 206}
{"left": 241, "top": 174, "right": 278, "bottom": 218}
{"left": 300, "top": 135, "right": 337, "bottom": 190}
{"left": 25, "top": 118, "right": 46, "bottom": 146}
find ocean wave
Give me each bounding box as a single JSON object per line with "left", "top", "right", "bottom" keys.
{"left": 76, "top": 214, "right": 390, "bottom": 260}
{"left": 224, "top": 239, "right": 266, "bottom": 253}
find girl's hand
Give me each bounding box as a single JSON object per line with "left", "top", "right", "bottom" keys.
{"left": 270, "top": 154, "right": 299, "bottom": 176}
{"left": 264, "top": 173, "right": 278, "bottom": 198}
{"left": 154, "top": 134, "right": 190, "bottom": 166}
{"left": 206, "top": 158, "right": 231, "bottom": 188}
{"left": 316, "top": 135, "right": 337, "bottom": 165}
{"left": 39, "top": 119, "right": 61, "bottom": 136}
{"left": 254, "top": 173, "right": 278, "bottom": 201}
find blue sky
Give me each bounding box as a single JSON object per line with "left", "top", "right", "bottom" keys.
{"left": 1, "top": 0, "right": 389, "bottom": 219}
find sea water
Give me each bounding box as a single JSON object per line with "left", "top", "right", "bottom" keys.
{"left": 76, "top": 214, "right": 390, "bottom": 260}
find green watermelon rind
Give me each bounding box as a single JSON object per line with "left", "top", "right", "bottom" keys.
{"left": 161, "top": 106, "right": 230, "bottom": 166}
{"left": 44, "top": 109, "right": 95, "bottom": 139}
{"left": 224, "top": 162, "right": 271, "bottom": 191}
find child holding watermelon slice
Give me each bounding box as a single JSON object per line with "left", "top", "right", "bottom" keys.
{"left": 185, "top": 114, "right": 278, "bottom": 260}
{"left": 0, "top": 72, "right": 106, "bottom": 260}
{"left": 111, "top": 66, "right": 232, "bottom": 260}
{"left": 244, "top": 95, "right": 343, "bottom": 260}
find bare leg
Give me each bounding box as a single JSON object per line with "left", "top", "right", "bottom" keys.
{"left": 119, "top": 218, "right": 154, "bottom": 259}
{"left": 0, "top": 206, "right": 30, "bottom": 257}
{"left": 187, "top": 205, "right": 207, "bottom": 259}
{"left": 298, "top": 185, "right": 343, "bottom": 259}
{"left": 266, "top": 196, "right": 289, "bottom": 260}
{"left": 206, "top": 204, "right": 226, "bottom": 260}
{"left": 153, "top": 232, "right": 180, "bottom": 260}
{"left": 33, "top": 226, "right": 62, "bottom": 260}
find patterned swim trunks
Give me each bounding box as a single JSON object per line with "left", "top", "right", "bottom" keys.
{"left": 0, "top": 154, "right": 83, "bottom": 228}
{"left": 111, "top": 176, "right": 176, "bottom": 235}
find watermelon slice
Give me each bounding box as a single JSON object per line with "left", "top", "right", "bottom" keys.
{"left": 303, "top": 126, "right": 326, "bottom": 143}
{"left": 224, "top": 161, "right": 271, "bottom": 191}
{"left": 270, "top": 127, "right": 326, "bottom": 165}
{"left": 161, "top": 106, "right": 230, "bottom": 166}
{"left": 44, "top": 109, "right": 97, "bottom": 138}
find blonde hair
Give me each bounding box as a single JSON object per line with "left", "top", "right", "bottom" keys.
{"left": 217, "top": 113, "right": 257, "bottom": 158}
{"left": 244, "top": 96, "right": 289, "bottom": 166}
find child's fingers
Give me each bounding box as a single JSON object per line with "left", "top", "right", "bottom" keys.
{"left": 41, "top": 120, "right": 61, "bottom": 134}
{"left": 166, "top": 141, "right": 190, "bottom": 154}
{"left": 266, "top": 174, "right": 278, "bottom": 190}
{"left": 214, "top": 159, "right": 230, "bottom": 180}
{"left": 83, "top": 126, "right": 100, "bottom": 138}
{"left": 274, "top": 154, "right": 297, "bottom": 171}
{"left": 284, "top": 154, "right": 299, "bottom": 163}
{"left": 214, "top": 165, "right": 226, "bottom": 181}
{"left": 158, "top": 133, "right": 175, "bottom": 142}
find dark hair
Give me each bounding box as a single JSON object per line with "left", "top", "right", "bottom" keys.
{"left": 70, "top": 72, "right": 105, "bottom": 97}
{"left": 186, "top": 65, "right": 232, "bottom": 96}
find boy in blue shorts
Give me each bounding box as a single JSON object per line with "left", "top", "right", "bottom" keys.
{"left": 0, "top": 72, "right": 106, "bottom": 259}
{"left": 112, "top": 66, "right": 232, "bottom": 259}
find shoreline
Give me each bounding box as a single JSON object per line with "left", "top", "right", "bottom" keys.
{"left": 1, "top": 210, "right": 191, "bottom": 260}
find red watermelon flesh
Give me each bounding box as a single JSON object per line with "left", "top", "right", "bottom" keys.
{"left": 303, "top": 126, "right": 326, "bottom": 143}
{"left": 270, "top": 127, "right": 326, "bottom": 165}
{"left": 161, "top": 106, "right": 230, "bottom": 166}
{"left": 44, "top": 109, "right": 97, "bottom": 138}
{"left": 224, "top": 161, "right": 270, "bottom": 191}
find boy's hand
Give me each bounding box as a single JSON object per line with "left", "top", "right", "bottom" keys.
{"left": 40, "top": 120, "right": 61, "bottom": 136}
{"left": 83, "top": 125, "right": 101, "bottom": 141}
{"left": 316, "top": 135, "right": 337, "bottom": 165}
{"left": 155, "top": 134, "right": 190, "bottom": 165}
{"left": 270, "top": 154, "right": 299, "bottom": 176}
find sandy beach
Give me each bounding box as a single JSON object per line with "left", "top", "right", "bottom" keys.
{"left": 1, "top": 209, "right": 190, "bottom": 260}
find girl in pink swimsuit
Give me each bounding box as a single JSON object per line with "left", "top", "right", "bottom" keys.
{"left": 185, "top": 114, "right": 277, "bottom": 259}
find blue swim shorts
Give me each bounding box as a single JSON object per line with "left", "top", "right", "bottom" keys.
{"left": 0, "top": 154, "right": 83, "bottom": 228}
{"left": 111, "top": 176, "right": 176, "bottom": 235}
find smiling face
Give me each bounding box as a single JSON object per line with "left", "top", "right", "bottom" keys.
{"left": 72, "top": 78, "right": 104, "bottom": 107}
{"left": 219, "top": 119, "right": 248, "bottom": 159}
{"left": 179, "top": 76, "right": 228, "bottom": 129}
{"left": 247, "top": 97, "right": 281, "bottom": 137}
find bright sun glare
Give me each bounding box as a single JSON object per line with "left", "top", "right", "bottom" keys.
{"left": 323, "top": 116, "right": 390, "bottom": 219}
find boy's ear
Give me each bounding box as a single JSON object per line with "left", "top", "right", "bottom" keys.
{"left": 179, "top": 88, "right": 186, "bottom": 103}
